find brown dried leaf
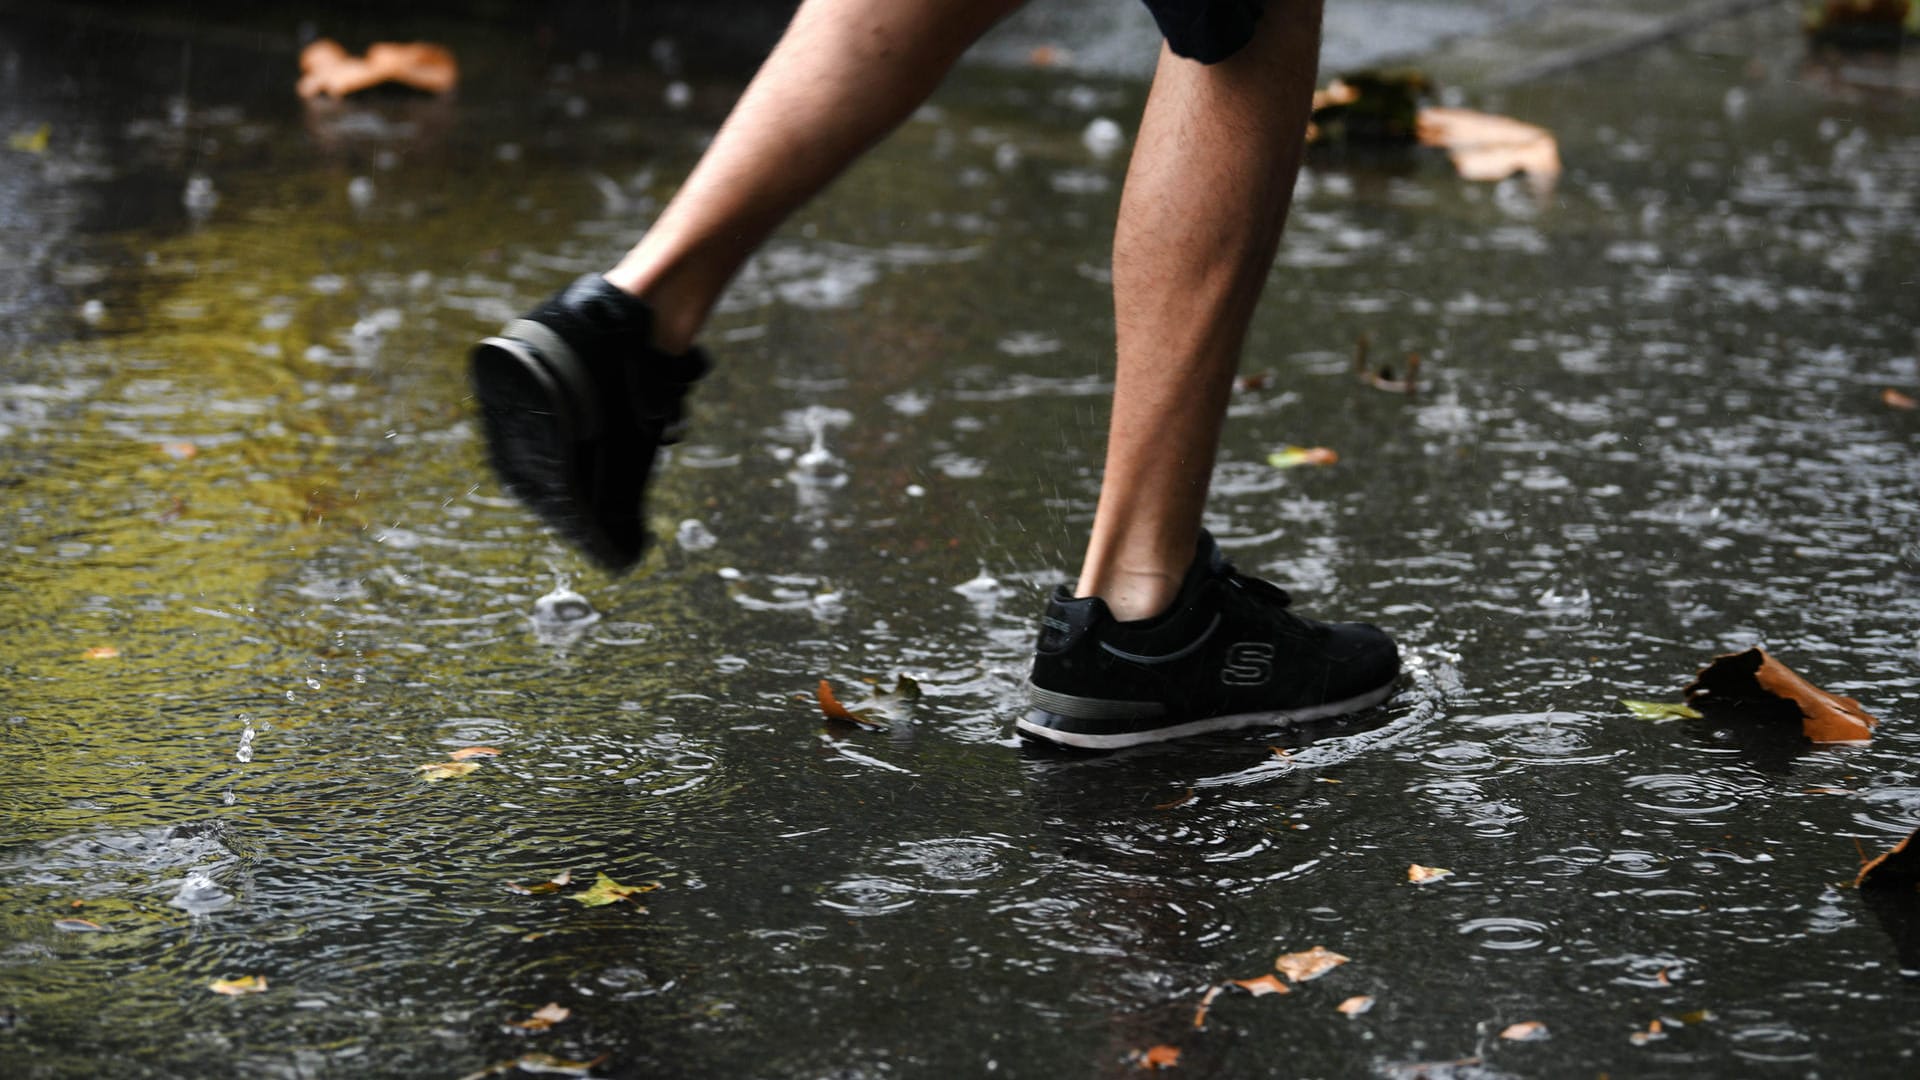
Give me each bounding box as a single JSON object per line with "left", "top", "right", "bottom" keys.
{"left": 1275, "top": 945, "right": 1349, "bottom": 983}
{"left": 297, "top": 39, "right": 458, "bottom": 99}
{"left": 1684, "top": 647, "right": 1878, "bottom": 743}
{"left": 1231, "top": 974, "right": 1292, "bottom": 997}
{"left": 1416, "top": 107, "right": 1562, "bottom": 190}
{"left": 1884, "top": 387, "right": 1918, "bottom": 410}
{"left": 1191, "top": 985, "right": 1223, "bottom": 1029}
{"left": 505, "top": 870, "right": 574, "bottom": 896}
{"left": 1629, "top": 1018, "right": 1666, "bottom": 1046}
{"left": 1500, "top": 1020, "right": 1549, "bottom": 1042}
{"left": 1337, "top": 995, "right": 1375, "bottom": 1016}
{"left": 817, "top": 679, "right": 858, "bottom": 723}
{"left": 1857, "top": 824, "right": 1920, "bottom": 892}
{"left": 507, "top": 1002, "right": 572, "bottom": 1032}
{"left": 448, "top": 746, "right": 501, "bottom": 760}
{"left": 1407, "top": 864, "right": 1452, "bottom": 884}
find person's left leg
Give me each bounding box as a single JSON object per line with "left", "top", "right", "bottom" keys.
{"left": 1021, "top": 1, "right": 1400, "bottom": 749}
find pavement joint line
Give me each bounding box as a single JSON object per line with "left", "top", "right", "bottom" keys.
{"left": 1483, "top": 0, "right": 1794, "bottom": 87}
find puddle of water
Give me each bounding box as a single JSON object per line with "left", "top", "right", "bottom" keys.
{"left": 2, "top": 4, "right": 1918, "bottom": 1078}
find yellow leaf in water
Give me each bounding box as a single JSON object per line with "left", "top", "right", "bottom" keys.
{"left": 570, "top": 872, "right": 657, "bottom": 907}
{"left": 209, "top": 975, "right": 268, "bottom": 995}
{"left": 83, "top": 646, "right": 120, "bottom": 660}
{"left": 416, "top": 761, "right": 479, "bottom": 782}
{"left": 507, "top": 1002, "right": 572, "bottom": 1031}
{"left": 1500, "top": 1020, "right": 1549, "bottom": 1041}
{"left": 448, "top": 746, "right": 501, "bottom": 760}
{"left": 1337, "top": 995, "right": 1375, "bottom": 1016}
{"left": 1407, "top": 864, "right": 1452, "bottom": 884}
{"left": 8, "top": 123, "right": 49, "bottom": 154}
{"left": 1268, "top": 446, "right": 1340, "bottom": 469}
{"left": 1621, "top": 699, "right": 1703, "bottom": 721}
{"left": 1275, "top": 945, "right": 1349, "bottom": 983}
{"left": 1231, "top": 974, "right": 1291, "bottom": 997}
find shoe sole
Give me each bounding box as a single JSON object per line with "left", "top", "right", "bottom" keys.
{"left": 1015, "top": 678, "right": 1397, "bottom": 750}
{"left": 471, "top": 327, "right": 641, "bottom": 571}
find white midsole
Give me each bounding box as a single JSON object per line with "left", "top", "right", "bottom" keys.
{"left": 1015, "top": 680, "right": 1397, "bottom": 751}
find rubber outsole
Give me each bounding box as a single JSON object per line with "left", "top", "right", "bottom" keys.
{"left": 1014, "top": 678, "right": 1398, "bottom": 750}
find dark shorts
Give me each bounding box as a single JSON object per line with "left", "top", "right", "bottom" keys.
{"left": 1139, "top": 0, "right": 1267, "bottom": 64}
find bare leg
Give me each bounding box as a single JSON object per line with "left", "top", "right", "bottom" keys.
{"left": 1074, "top": 2, "right": 1324, "bottom": 620}
{"left": 605, "top": 0, "right": 1028, "bottom": 352}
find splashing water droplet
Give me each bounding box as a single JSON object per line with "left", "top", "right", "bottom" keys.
{"left": 235, "top": 717, "right": 255, "bottom": 764}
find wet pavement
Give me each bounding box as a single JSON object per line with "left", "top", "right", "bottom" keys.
{"left": 3, "top": 2, "right": 1919, "bottom": 1077}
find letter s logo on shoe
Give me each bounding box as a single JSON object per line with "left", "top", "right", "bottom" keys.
{"left": 1221, "top": 642, "right": 1274, "bottom": 686}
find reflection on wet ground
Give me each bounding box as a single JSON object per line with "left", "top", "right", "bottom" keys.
{"left": 2, "top": 3, "right": 1918, "bottom": 1077}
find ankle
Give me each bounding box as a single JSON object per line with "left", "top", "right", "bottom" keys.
{"left": 599, "top": 267, "right": 703, "bottom": 355}
{"left": 1076, "top": 567, "right": 1181, "bottom": 623}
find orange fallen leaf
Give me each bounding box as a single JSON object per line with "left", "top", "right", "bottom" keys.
{"left": 53, "top": 918, "right": 104, "bottom": 932}
{"left": 1884, "top": 387, "right": 1918, "bottom": 410}
{"left": 209, "top": 975, "right": 268, "bottom": 996}
{"left": 1234, "top": 371, "right": 1274, "bottom": 392}
{"left": 1337, "top": 995, "right": 1374, "bottom": 1016}
{"left": 1857, "top": 824, "right": 1920, "bottom": 892}
{"left": 1191, "top": 985, "right": 1223, "bottom": 1029}
{"left": 1416, "top": 107, "right": 1561, "bottom": 190}
{"left": 1500, "top": 1020, "right": 1549, "bottom": 1042}
{"left": 1130, "top": 1044, "right": 1181, "bottom": 1070}
{"left": 1684, "top": 647, "right": 1878, "bottom": 743}
{"left": 1232, "top": 974, "right": 1292, "bottom": 997}
{"left": 816, "top": 679, "right": 859, "bottom": 723}
{"left": 1407, "top": 864, "right": 1452, "bottom": 884}
{"left": 83, "top": 646, "right": 120, "bottom": 660}
{"left": 159, "top": 441, "right": 198, "bottom": 461}
{"left": 1275, "top": 945, "right": 1349, "bottom": 983}
{"left": 297, "top": 38, "right": 458, "bottom": 99}
{"left": 507, "top": 1002, "right": 571, "bottom": 1032}
{"left": 1028, "top": 45, "right": 1071, "bottom": 67}
{"left": 1629, "top": 1018, "right": 1665, "bottom": 1046}
{"left": 448, "top": 746, "right": 501, "bottom": 760}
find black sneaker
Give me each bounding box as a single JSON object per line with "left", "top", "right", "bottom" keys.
{"left": 469, "top": 274, "right": 708, "bottom": 573}
{"left": 1021, "top": 531, "right": 1399, "bottom": 749}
